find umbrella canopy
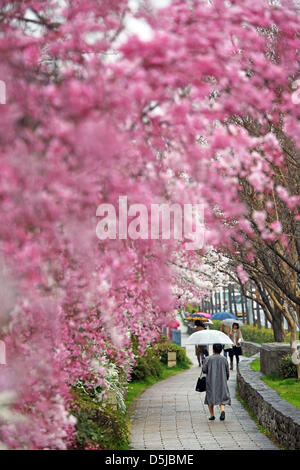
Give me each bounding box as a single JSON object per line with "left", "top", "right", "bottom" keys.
{"left": 194, "top": 312, "right": 211, "bottom": 318}
{"left": 186, "top": 329, "right": 234, "bottom": 345}
{"left": 211, "top": 312, "right": 238, "bottom": 321}
{"left": 191, "top": 318, "right": 213, "bottom": 324}
{"left": 222, "top": 318, "right": 244, "bottom": 327}
{"left": 185, "top": 313, "right": 209, "bottom": 321}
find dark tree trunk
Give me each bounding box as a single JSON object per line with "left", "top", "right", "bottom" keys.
{"left": 240, "top": 288, "right": 246, "bottom": 321}
{"left": 217, "top": 291, "right": 221, "bottom": 310}
{"left": 244, "top": 295, "right": 250, "bottom": 325}
{"left": 272, "top": 307, "right": 286, "bottom": 342}
{"left": 223, "top": 286, "right": 227, "bottom": 311}
{"left": 264, "top": 311, "right": 268, "bottom": 328}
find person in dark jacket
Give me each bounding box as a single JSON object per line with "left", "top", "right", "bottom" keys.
{"left": 193, "top": 320, "right": 208, "bottom": 366}
{"left": 202, "top": 343, "right": 231, "bottom": 421}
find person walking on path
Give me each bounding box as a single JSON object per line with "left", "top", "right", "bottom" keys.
{"left": 228, "top": 322, "right": 243, "bottom": 370}
{"left": 202, "top": 343, "right": 231, "bottom": 421}
{"left": 221, "top": 323, "right": 231, "bottom": 359}
{"left": 193, "top": 320, "right": 208, "bottom": 367}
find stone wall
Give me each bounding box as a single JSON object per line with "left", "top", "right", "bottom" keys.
{"left": 237, "top": 355, "right": 300, "bottom": 450}
{"left": 260, "top": 343, "right": 291, "bottom": 376}
{"left": 241, "top": 341, "right": 261, "bottom": 357}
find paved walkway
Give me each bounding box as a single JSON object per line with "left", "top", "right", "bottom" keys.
{"left": 130, "top": 333, "right": 278, "bottom": 450}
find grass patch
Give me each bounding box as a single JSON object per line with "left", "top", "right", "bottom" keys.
{"left": 239, "top": 356, "right": 300, "bottom": 449}
{"left": 249, "top": 357, "right": 300, "bottom": 410}
{"left": 250, "top": 358, "right": 260, "bottom": 372}
{"left": 262, "top": 376, "right": 300, "bottom": 411}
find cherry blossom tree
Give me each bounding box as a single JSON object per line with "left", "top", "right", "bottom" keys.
{"left": 171, "top": 249, "right": 232, "bottom": 306}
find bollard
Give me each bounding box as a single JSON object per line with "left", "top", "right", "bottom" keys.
{"left": 167, "top": 351, "right": 176, "bottom": 368}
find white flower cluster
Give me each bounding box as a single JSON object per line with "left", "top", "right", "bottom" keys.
{"left": 171, "top": 248, "right": 233, "bottom": 304}
{"left": 89, "top": 357, "right": 127, "bottom": 414}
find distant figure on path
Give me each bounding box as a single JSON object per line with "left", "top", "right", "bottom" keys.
{"left": 194, "top": 320, "right": 208, "bottom": 367}
{"left": 202, "top": 343, "right": 231, "bottom": 421}
{"left": 228, "top": 322, "right": 243, "bottom": 370}
{"left": 221, "top": 323, "right": 231, "bottom": 359}
{"left": 167, "top": 319, "right": 180, "bottom": 341}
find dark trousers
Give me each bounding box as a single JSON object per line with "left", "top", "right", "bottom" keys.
{"left": 229, "top": 346, "right": 241, "bottom": 366}
{"left": 196, "top": 346, "right": 209, "bottom": 365}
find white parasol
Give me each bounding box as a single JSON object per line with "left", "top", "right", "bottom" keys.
{"left": 186, "top": 329, "right": 234, "bottom": 346}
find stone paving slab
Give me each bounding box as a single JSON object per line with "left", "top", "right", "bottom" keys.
{"left": 130, "top": 333, "right": 279, "bottom": 450}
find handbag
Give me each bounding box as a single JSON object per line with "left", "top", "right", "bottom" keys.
{"left": 195, "top": 370, "right": 206, "bottom": 392}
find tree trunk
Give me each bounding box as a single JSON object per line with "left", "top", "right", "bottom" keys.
{"left": 228, "top": 286, "right": 233, "bottom": 313}
{"left": 231, "top": 285, "right": 238, "bottom": 316}
{"left": 264, "top": 311, "right": 268, "bottom": 328}
{"left": 240, "top": 287, "right": 245, "bottom": 321}
{"left": 272, "top": 308, "right": 286, "bottom": 342}
{"left": 244, "top": 295, "right": 250, "bottom": 325}
{"left": 208, "top": 297, "right": 212, "bottom": 314}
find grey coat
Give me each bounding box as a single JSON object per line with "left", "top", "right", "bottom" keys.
{"left": 202, "top": 354, "right": 231, "bottom": 406}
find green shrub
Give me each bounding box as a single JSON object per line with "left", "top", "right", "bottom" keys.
{"left": 240, "top": 324, "right": 275, "bottom": 343}
{"left": 211, "top": 321, "right": 279, "bottom": 343}
{"left": 70, "top": 385, "right": 129, "bottom": 450}
{"left": 131, "top": 339, "right": 191, "bottom": 381}
{"left": 156, "top": 341, "right": 190, "bottom": 368}
{"left": 130, "top": 334, "right": 191, "bottom": 382}
{"left": 210, "top": 320, "right": 274, "bottom": 343}
{"left": 209, "top": 320, "right": 222, "bottom": 331}
{"left": 131, "top": 347, "right": 163, "bottom": 381}
{"left": 210, "top": 321, "right": 292, "bottom": 345}
{"left": 185, "top": 304, "right": 199, "bottom": 314}
{"left": 279, "top": 354, "right": 298, "bottom": 379}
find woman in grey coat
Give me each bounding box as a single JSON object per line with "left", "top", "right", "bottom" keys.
{"left": 202, "top": 343, "right": 231, "bottom": 421}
